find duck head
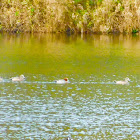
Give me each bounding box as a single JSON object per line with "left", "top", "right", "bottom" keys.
{"left": 125, "top": 77, "right": 130, "bottom": 82}
{"left": 64, "top": 78, "right": 68, "bottom": 81}
{"left": 20, "top": 74, "right": 25, "bottom": 79}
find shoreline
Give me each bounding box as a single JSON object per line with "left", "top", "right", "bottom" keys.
{"left": 0, "top": 30, "right": 140, "bottom": 35}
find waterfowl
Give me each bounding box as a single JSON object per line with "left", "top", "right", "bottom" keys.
{"left": 10, "top": 74, "right": 25, "bottom": 82}
{"left": 114, "top": 77, "right": 130, "bottom": 85}
{"left": 0, "top": 77, "right": 3, "bottom": 82}
{"left": 54, "top": 78, "right": 69, "bottom": 84}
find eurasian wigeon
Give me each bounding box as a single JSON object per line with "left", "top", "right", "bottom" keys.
{"left": 10, "top": 74, "right": 25, "bottom": 82}
{"left": 0, "top": 77, "right": 3, "bottom": 82}
{"left": 114, "top": 77, "right": 130, "bottom": 85}
{"left": 54, "top": 78, "right": 69, "bottom": 84}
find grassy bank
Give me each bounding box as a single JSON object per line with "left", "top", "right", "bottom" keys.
{"left": 0, "top": 0, "right": 140, "bottom": 33}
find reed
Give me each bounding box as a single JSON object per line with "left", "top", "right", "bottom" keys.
{"left": 0, "top": 0, "right": 140, "bottom": 33}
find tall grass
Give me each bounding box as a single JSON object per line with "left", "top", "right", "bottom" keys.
{"left": 0, "top": 0, "right": 140, "bottom": 33}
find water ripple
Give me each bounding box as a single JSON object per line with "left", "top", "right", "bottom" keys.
{"left": 0, "top": 74, "right": 139, "bottom": 139}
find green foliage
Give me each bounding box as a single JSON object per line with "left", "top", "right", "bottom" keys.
{"left": 31, "top": 8, "right": 35, "bottom": 13}
{"left": 31, "top": 8, "right": 35, "bottom": 15}
{"left": 87, "top": 21, "right": 93, "bottom": 28}
{"left": 15, "top": 11, "right": 19, "bottom": 16}
{"left": 132, "top": 29, "right": 139, "bottom": 34}
{"left": 98, "top": 0, "right": 102, "bottom": 3}
{"left": 115, "top": 0, "right": 121, "bottom": 4}
{"left": 120, "top": 6, "right": 124, "bottom": 11}
{"left": 74, "top": 0, "right": 82, "bottom": 3}
{"left": 97, "top": 0, "right": 103, "bottom": 5}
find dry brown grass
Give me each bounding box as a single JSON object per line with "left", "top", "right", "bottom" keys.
{"left": 92, "top": 0, "right": 140, "bottom": 33}
{"left": 0, "top": 0, "right": 140, "bottom": 33}
{"left": 0, "top": 0, "right": 67, "bottom": 32}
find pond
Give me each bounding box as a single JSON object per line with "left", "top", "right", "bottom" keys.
{"left": 0, "top": 33, "right": 139, "bottom": 139}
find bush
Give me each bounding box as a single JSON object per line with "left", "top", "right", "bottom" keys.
{"left": 0, "top": 0, "right": 139, "bottom": 33}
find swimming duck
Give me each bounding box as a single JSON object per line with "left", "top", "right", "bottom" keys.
{"left": 0, "top": 77, "right": 3, "bottom": 82}
{"left": 10, "top": 74, "right": 25, "bottom": 82}
{"left": 54, "top": 78, "right": 69, "bottom": 84}
{"left": 114, "top": 77, "right": 130, "bottom": 85}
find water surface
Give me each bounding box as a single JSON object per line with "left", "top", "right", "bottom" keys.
{"left": 0, "top": 33, "right": 140, "bottom": 139}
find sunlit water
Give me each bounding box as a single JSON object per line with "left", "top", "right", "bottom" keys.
{"left": 0, "top": 34, "right": 140, "bottom": 139}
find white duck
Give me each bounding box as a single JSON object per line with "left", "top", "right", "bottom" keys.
{"left": 114, "top": 77, "right": 130, "bottom": 85}
{"left": 54, "top": 78, "right": 69, "bottom": 84}
{"left": 10, "top": 74, "right": 25, "bottom": 82}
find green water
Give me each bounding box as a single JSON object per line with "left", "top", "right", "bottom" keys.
{"left": 0, "top": 33, "right": 139, "bottom": 139}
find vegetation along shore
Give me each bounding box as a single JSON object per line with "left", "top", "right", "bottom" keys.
{"left": 0, "top": 0, "right": 140, "bottom": 34}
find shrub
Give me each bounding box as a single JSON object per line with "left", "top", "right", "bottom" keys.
{"left": 0, "top": 0, "right": 139, "bottom": 33}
